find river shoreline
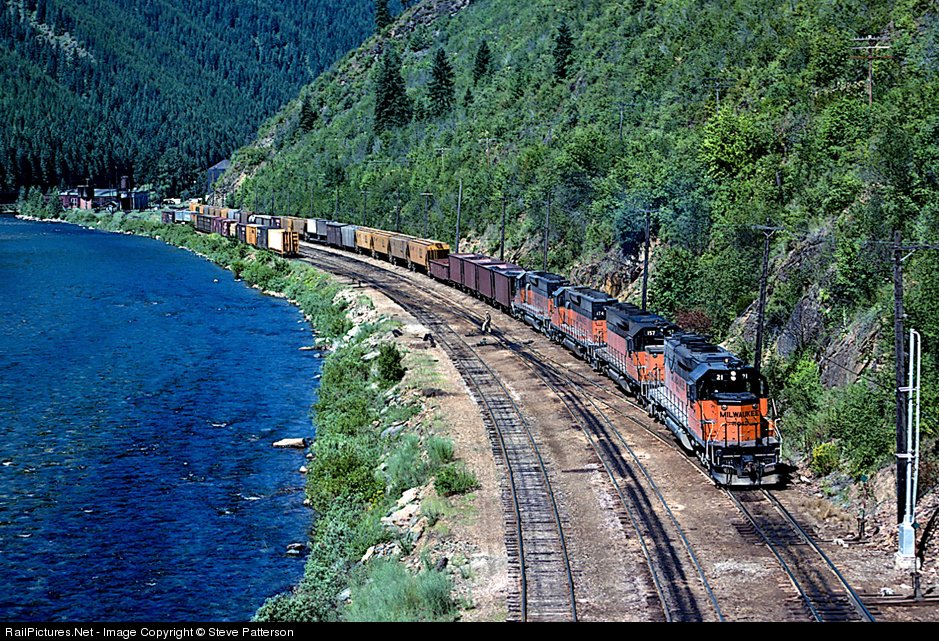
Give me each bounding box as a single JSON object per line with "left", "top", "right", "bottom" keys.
{"left": 12, "top": 208, "right": 500, "bottom": 621}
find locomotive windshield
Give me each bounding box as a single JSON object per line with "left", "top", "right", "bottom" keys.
{"left": 697, "top": 368, "right": 765, "bottom": 400}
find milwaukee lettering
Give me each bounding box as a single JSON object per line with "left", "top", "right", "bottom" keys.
{"left": 719, "top": 409, "right": 760, "bottom": 420}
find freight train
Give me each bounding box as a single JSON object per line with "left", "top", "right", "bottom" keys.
{"left": 172, "top": 205, "right": 781, "bottom": 487}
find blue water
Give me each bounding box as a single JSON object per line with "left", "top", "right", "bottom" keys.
{"left": 0, "top": 217, "right": 320, "bottom": 622}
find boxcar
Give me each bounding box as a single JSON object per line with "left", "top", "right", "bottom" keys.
{"left": 281, "top": 216, "right": 306, "bottom": 236}
{"left": 406, "top": 239, "right": 449, "bottom": 272}
{"left": 256, "top": 226, "right": 274, "bottom": 249}
{"left": 245, "top": 224, "right": 261, "bottom": 246}
{"left": 340, "top": 225, "right": 359, "bottom": 251}
{"left": 267, "top": 228, "right": 299, "bottom": 257}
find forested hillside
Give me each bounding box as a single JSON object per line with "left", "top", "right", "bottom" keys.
{"left": 0, "top": 0, "right": 376, "bottom": 194}
{"left": 221, "top": 0, "right": 939, "bottom": 486}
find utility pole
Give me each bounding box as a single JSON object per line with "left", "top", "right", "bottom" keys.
{"left": 435, "top": 147, "right": 451, "bottom": 173}
{"left": 850, "top": 35, "right": 892, "bottom": 106}
{"left": 638, "top": 209, "right": 656, "bottom": 311}
{"left": 395, "top": 189, "right": 400, "bottom": 232}
{"left": 703, "top": 77, "right": 735, "bottom": 115}
{"left": 500, "top": 194, "right": 507, "bottom": 261}
{"left": 361, "top": 189, "right": 368, "bottom": 226}
{"left": 887, "top": 232, "right": 939, "bottom": 567}
{"left": 422, "top": 192, "right": 433, "bottom": 237}
{"left": 543, "top": 190, "right": 551, "bottom": 272}
{"left": 478, "top": 137, "right": 498, "bottom": 166}
{"left": 751, "top": 221, "right": 784, "bottom": 374}
{"left": 455, "top": 180, "right": 462, "bottom": 253}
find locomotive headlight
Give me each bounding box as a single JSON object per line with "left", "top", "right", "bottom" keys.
{"left": 721, "top": 404, "right": 727, "bottom": 411}
{"left": 730, "top": 370, "right": 737, "bottom": 381}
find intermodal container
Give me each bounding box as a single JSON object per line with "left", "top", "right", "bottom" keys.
{"left": 267, "top": 228, "right": 299, "bottom": 257}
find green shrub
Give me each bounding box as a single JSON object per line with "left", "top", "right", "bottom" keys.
{"left": 425, "top": 435, "right": 454, "bottom": 469}
{"left": 385, "top": 435, "right": 427, "bottom": 494}
{"left": 435, "top": 464, "right": 478, "bottom": 496}
{"left": 342, "top": 561, "right": 456, "bottom": 622}
{"left": 811, "top": 441, "right": 840, "bottom": 477}
{"left": 377, "top": 343, "right": 406, "bottom": 387}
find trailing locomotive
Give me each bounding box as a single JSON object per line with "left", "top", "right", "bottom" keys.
{"left": 178, "top": 203, "right": 781, "bottom": 487}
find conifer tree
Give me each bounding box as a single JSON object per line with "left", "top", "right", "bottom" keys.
{"left": 299, "top": 95, "right": 318, "bottom": 132}
{"left": 427, "top": 48, "right": 455, "bottom": 117}
{"left": 553, "top": 22, "right": 574, "bottom": 80}
{"left": 374, "top": 0, "right": 391, "bottom": 32}
{"left": 472, "top": 40, "right": 492, "bottom": 85}
{"left": 373, "top": 48, "right": 411, "bottom": 133}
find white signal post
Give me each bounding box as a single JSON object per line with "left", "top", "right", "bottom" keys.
{"left": 897, "top": 329, "right": 922, "bottom": 569}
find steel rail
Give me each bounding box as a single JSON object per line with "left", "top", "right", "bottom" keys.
{"left": 761, "top": 490, "right": 876, "bottom": 622}
{"left": 505, "top": 342, "right": 722, "bottom": 622}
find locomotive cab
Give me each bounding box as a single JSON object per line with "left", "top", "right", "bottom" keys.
{"left": 690, "top": 364, "right": 780, "bottom": 486}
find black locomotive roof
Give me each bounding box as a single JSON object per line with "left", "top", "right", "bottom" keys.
{"left": 519, "top": 270, "right": 569, "bottom": 295}
{"left": 665, "top": 332, "right": 748, "bottom": 377}
{"left": 554, "top": 286, "right": 617, "bottom": 319}
{"left": 607, "top": 302, "right": 677, "bottom": 341}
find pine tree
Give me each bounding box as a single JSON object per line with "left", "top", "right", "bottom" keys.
{"left": 427, "top": 48, "right": 455, "bottom": 117}
{"left": 374, "top": 0, "right": 391, "bottom": 32}
{"left": 472, "top": 40, "right": 492, "bottom": 85}
{"left": 299, "top": 95, "right": 318, "bottom": 132}
{"left": 553, "top": 22, "right": 574, "bottom": 81}
{"left": 373, "top": 48, "right": 411, "bottom": 133}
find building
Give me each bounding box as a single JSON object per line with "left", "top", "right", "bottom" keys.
{"left": 59, "top": 185, "right": 150, "bottom": 211}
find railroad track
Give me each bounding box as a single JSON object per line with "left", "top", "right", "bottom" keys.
{"left": 505, "top": 334, "right": 879, "bottom": 622}
{"left": 506, "top": 344, "right": 723, "bottom": 621}
{"left": 297, "top": 245, "right": 578, "bottom": 622}
{"left": 725, "top": 488, "right": 876, "bottom": 621}
{"left": 296, "top": 242, "right": 878, "bottom": 622}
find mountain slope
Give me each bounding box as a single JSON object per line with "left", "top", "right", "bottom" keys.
{"left": 222, "top": 0, "right": 939, "bottom": 482}
{"left": 0, "top": 0, "right": 376, "bottom": 193}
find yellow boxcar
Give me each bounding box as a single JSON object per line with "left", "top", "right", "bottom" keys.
{"left": 281, "top": 216, "right": 306, "bottom": 236}
{"left": 406, "top": 238, "right": 450, "bottom": 272}
{"left": 245, "top": 224, "right": 261, "bottom": 246}
{"left": 268, "top": 229, "right": 299, "bottom": 257}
